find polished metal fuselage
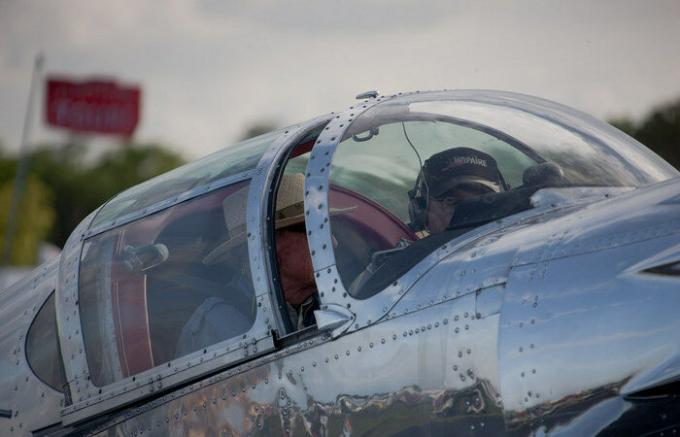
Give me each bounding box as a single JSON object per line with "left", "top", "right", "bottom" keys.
{"left": 82, "top": 179, "right": 680, "bottom": 435}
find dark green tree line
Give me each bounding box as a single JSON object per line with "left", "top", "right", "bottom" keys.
{"left": 610, "top": 97, "right": 680, "bottom": 170}
{"left": 0, "top": 141, "right": 184, "bottom": 264}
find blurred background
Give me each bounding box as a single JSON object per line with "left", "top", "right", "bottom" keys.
{"left": 1, "top": 0, "right": 679, "bottom": 286}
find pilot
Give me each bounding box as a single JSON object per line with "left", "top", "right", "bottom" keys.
{"left": 274, "top": 173, "right": 353, "bottom": 330}
{"left": 186, "top": 174, "right": 354, "bottom": 332}
{"left": 409, "top": 147, "right": 502, "bottom": 234}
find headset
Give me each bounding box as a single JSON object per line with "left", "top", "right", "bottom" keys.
{"left": 408, "top": 166, "right": 430, "bottom": 232}
{"left": 408, "top": 159, "right": 509, "bottom": 233}
{"left": 402, "top": 122, "right": 510, "bottom": 233}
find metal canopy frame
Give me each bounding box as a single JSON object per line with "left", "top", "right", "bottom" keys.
{"left": 303, "top": 91, "right": 542, "bottom": 336}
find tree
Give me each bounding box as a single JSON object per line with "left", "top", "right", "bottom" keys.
{"left": 0, "top": 141, "right": 185, "bottom": 258}
{"left": 0, "top": 176, "right": 55, "bottom": 265}
{"left": 29, "top": 142, "right": 185, "bottom": 248}
{"left": 610, "top": 98, "right": 680, "bottom": 170}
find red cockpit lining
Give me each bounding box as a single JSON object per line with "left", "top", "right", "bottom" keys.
{"left": 329, "top": 185, "right": 416, "bottom": 287}
{"left": 108, "top": 182, "right": 248, "bottom": 377}
{"left": 329, "top": 185, "right": 416, "bottom": 246}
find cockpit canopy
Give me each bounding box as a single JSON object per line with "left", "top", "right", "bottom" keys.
{"left": 322, "top": 92, "right": 676, "bottom": 297}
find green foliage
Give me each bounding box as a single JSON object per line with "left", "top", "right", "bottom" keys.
{"left": 0, "top": 141, "right": 185, "bottom": 259}
{"left": 610, "top": 98, "right": 680, "bottom": 170}
{"left": 0, "top": 176, "right": 55, "bottom": 265}
{"left": 39, "top": 142, "right": 185, "bottom": 247}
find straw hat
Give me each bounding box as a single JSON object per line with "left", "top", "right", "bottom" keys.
{"left": 203, "top": 173, "right": 354, "bottom": 265}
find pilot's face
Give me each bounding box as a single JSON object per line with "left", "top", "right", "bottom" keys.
{"left": 427, "top": 184, "right": 491, "bottom": 233}
{"left": 276, "top": 227, "right": 316, "bottom": 305}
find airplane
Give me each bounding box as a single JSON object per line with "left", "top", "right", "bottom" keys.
{"left": 1, "top": 89, "right": 679, "bottom": 436}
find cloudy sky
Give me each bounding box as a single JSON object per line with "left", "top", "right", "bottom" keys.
{"left": 1, "top": 0, "right": 679, "bottom": 160}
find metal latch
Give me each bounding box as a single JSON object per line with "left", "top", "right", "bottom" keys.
{"left": 314, "top": 304, "right": 355, "bottom": 338}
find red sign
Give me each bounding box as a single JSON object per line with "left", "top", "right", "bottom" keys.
{"left": 45, "top": 78, "right": 141, "bottom": 137}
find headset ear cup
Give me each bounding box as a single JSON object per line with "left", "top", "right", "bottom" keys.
{"left": 408, "top": 171, "right": 428, "bottom": 231}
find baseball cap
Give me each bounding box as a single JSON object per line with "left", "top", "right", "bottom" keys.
{"left": 423, "top": 147, "right": 501, "bottom": 198}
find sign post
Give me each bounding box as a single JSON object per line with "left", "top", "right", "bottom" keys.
{"left": 1, "top": 54, "right": 44, "bottom": 266}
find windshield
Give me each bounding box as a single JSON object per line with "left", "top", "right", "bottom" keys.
{"left": 91, "top": 129, "right": 283, "bottom": 228}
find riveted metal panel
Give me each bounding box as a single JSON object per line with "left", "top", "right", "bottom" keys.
{"left": 85, "top": 291, "right": 505, "bottom": 436}
{"left": 56, "top": 209, "right": 97, "bottom": 405}
{"left": 512, "top": 178, "right": 680, "bottom": 267}
{"left": 0, "top": 258, "right": 65, "bottom": 436}
{"left": 499, "top": 235, "right": 680, "bottom": 432}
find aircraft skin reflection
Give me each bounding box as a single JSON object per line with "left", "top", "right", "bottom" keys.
{"left": 1, "top": 90, "right": 679, "bottom": 436}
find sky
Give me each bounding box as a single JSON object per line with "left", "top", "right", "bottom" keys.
{"left": 1, "top": 0, "right": 679, "bottom": 160}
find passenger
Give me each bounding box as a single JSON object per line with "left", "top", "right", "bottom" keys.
{"left": 147, "top": 211, "right": 253, "bottom": 360}
{"left": 409, "top": 147, "right": 502, "bottom": 235}
{"left": 181, "top": 173, "right": 352, "bottom": 341}
{"left": 274, "top": 174, "right": 354, "bottom": 330}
